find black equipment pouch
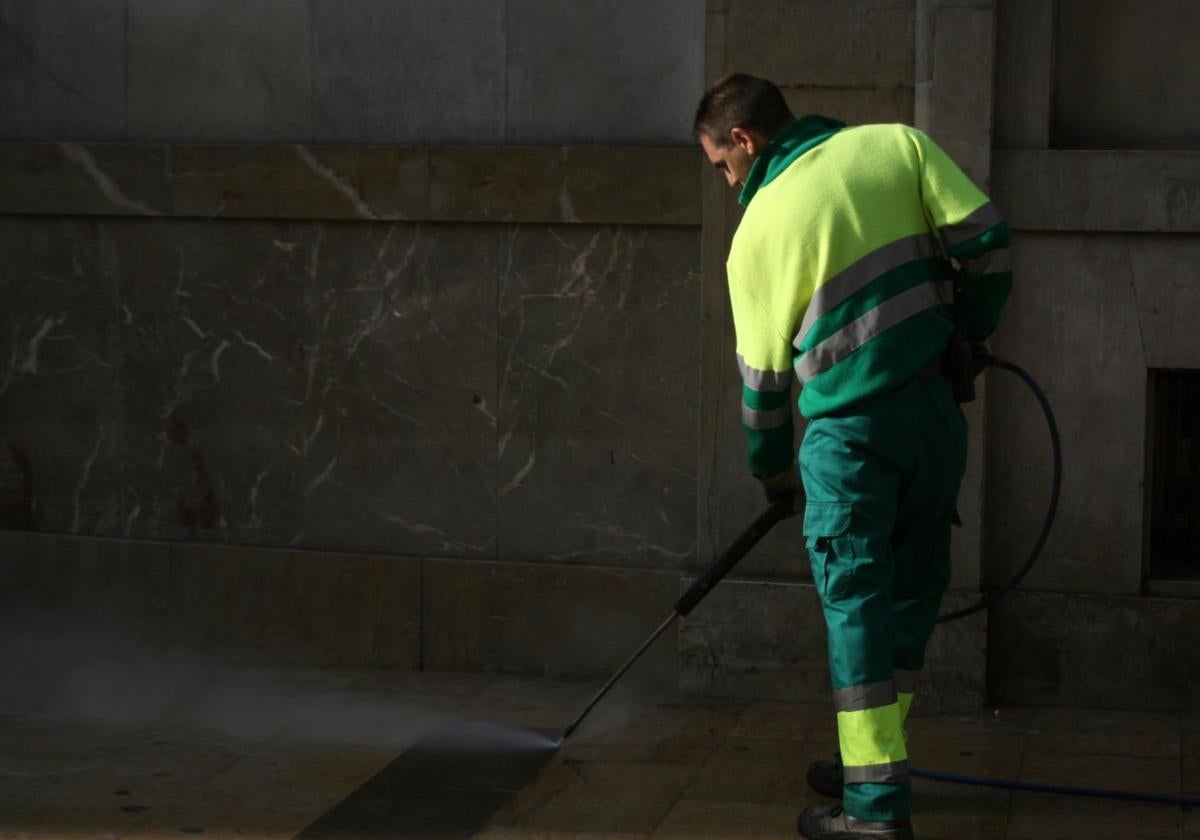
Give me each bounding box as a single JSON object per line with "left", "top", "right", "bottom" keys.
{"left": 948, "top": 328, "right": 976, "bottom": 403}
{"left": 947, "top": 270, "right": 977, "bottom": 404}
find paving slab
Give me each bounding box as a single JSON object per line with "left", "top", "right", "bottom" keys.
{"left": 0, "top": 667, "right": 1194, "bottom": 840}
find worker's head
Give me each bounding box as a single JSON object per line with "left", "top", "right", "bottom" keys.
{"left": 694, "top": 74, "right": 794, "bottom": 189}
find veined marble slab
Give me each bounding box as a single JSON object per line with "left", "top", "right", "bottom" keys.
{"left": 0, "top": 217, "right": 700, "bottom": 563}
{"left": 0, "top": 144, "right": 702, "bottom": 226}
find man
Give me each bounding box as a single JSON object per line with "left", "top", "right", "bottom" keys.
{"left": 694, "top": 74, "right": 1011, "bottom": 840}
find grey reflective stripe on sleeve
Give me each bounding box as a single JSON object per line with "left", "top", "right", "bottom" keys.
{"left": 941, "top": 202, "right": 1004, "bottom": 249}
{"left": 741, "top": 403, "right": 790, "bottom": 430}
{"left": 737, "top": 354, "right": 792, "bottom": 392}
{"left": 796, "top": 233, "right": 940, "bottom": 347}
{"left": 895, "top": 669, "right": 920, "bottom": 695}
{"left": 794, "top": 283, "right": 942, "bottom": 382}
{"left": 843, "top": 760, "right": 910, "bottom": 784}
{"left": 832, "top": 680, "right": 897, "bottom": 713}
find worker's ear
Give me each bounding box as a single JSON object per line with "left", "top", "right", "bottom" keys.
{"left": 730, "top": 127, "right": 760, "bottom": 156}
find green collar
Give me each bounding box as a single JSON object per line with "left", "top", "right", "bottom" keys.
{"left": 737, "top": 115, "right": 846, "bottom": 207}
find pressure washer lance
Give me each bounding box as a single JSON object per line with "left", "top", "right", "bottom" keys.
{"left": 561, "top": 354, "right": 1063, "bottom": 741}
{"left": 561, "top": 495, "right": 794, "bottom": 740}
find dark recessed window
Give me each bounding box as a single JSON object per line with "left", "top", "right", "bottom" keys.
{"left": 1148, "top": 369, "right": 1200, "bottom": 579}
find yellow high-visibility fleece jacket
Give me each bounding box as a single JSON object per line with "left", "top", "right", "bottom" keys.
{"left": 729, "top": 115, "right": 1012, "bottom": 479}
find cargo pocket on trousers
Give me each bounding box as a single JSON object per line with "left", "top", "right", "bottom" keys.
{"left": 803, "top": 501, "right": 855, "bottom": 601}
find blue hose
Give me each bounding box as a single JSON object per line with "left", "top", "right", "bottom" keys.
{"left": 937, "top": 356, "right": 1062, "bottom": 623}
{"left": 910, "top": 767, "right": 1200, "bottom": 808}
{"left": 923, "top": 360, "right": 1200, "bottom": 808}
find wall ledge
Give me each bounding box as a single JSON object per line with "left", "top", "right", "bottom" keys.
{"left": 0, "top": 143, "right": 702, "bottom": 226}
{"left": 993, "top": 148, "right": 1200, "bottom": 233}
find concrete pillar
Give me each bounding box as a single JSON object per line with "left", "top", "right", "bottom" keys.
{"left": 914, "top": 0, "right": 997, "bottom": 593}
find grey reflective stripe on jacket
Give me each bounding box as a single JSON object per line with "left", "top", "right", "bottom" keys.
{"left": 737, "top": 353, "right": 792, "bottom": 392}
{"left": 741, "top": 403, "right": 790, "bottom": 430}
{"left": 796, "top": 233, "right": 940, "bottom": 347}
{"left": 941, "top": 202, "right": 1004, "bottom": 250}
{"left": 794, "top": 282, "right": 943, "bottom": 381}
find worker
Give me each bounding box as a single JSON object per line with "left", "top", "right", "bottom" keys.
{"left": 693, "top": 74, "right": 1012, "bottom": 840}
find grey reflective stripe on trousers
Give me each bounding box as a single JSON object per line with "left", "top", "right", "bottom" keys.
{"left": 941, "top": 202, "right": 1003, "bottom": 250}
{"left": 737, "top": 354, "right": 792, "bottom": 392}
{"left": 833, "top": 680, "right": 897, "bottom": 713}
{"left": 895, "top": 669, "right": 920, "bottom": 695}
{"left": 843, "top": 760, "right": 910, "bottom": 785}
{"left": 741, "top": 403, "right": 790, "bottom": 430}
{"left": 796, "top": 233, "right": 940, "bottom": 346}
{"left": 794, "top": 282, "right": 942, "bottom": 382}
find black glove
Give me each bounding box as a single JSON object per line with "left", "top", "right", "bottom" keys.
{"left": 758, "top": 471, "right": 802, "bottom": 517}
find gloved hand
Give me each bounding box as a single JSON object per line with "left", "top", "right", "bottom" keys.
{"left": 759, "top": 470, "right": 802, "bottom": 517}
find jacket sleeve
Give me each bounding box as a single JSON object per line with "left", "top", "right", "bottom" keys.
{"left": 728, "top": 269, "right": 796, "bottom": 480}
{"left": 915, "top": 131, "right": 1013, "bottom": 340}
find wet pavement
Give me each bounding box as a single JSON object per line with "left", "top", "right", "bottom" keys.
{"left": 0, "top": 667, "right": 1196, "bottom": 839}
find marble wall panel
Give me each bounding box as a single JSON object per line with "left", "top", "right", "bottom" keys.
{"left": 782, "top": 87, "right": 914, "bottom": 127}
{"left": 698, "top": 200, "right": 809, "bottom": 579}
{"left": 0, "top": 144, "right": 701, "bottom": 226}
{"left": 704, "top": 361, "right": 810, "bottom": 580}
{"left": 678, "top": 579, "right": 830, "bottom": 703}
{"left": 993, "top": 0, "right": 1053, "bottom": 148}
{"left": 0, "top": 531, "right": 421, "bottom": 671}
{"left": 915, "top": 3, "right": 995, "bottom": 186}
{"left": 678, "top": 579, "right": 985, "bottom": 713}
{"left": 429, "top": 148, "right": 702, "bottom": 226}
{"left": 114, "top": 220, "right": 314, "bottom": 545}
{"left": 990, "top": 590, "right": 1200, "bottom": 710}
{"left": 1127, "top": 236, "right": 1200, "bottom": 369}
{"left": 724, "top": 1, "right": 914, "bottom": 87}
{"left": 311, "top": 0, "right": 506, "bottom": 145}
{"left": 422, "top": 557, "right": 679, "bottom": 691}
{"left": 496, "top": 225, "right": 700, "bottom": 568}
{"left": 126, "top": 0, "right": 312, "bottom": 142}
{"left": 298, "top": 223, "right": 498, "bottom": 557}
{"left": 0, "top": 0, "right": 127, "bottom": 141}
{"left": 112, "top": 220, "right": 499, "bottom": 557}
{"left": 171, "top": 146, "right": 432, "bottom": 222}
{"left": 505, "top": 0, "right": 704, "bottom": 144}
{"left": 4, "top": 1, "right": 706, "bottom": 145}
{"left": 0, "top": 532, "right": 172, "bottom": 635}
{"left": 986, "top": 234, "right": 1146, "bottom": 596}
{"left": 3, "top": 217, "right": 704, "bottom": 563}
{"left": 0, "top": 218, "right": 122, "bottom": 535}
{"left": 169, "top": 544, "right": 420, "bottom": 669}
{"left": 1055, "top": 0, "right": 1200, "bottom": 149}
{"left": 0, "top": 144, "right": 172, "bottom": 218}
{"left": 993, "top": 151, "right": 1200, "bottom": 234}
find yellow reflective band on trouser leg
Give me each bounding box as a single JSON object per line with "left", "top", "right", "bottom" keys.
{"left": 837, "top": 702, "right": 909, "bottom": 783}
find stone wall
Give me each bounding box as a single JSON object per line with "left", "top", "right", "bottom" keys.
{"left": 985, "top": 0, "right": 1200, "bottom": 709}
{"left": 0, "top": 144, "right": 701, "bottom": 560}
{"left": 0, "top": 141, "right": 703, "bottom": 695}
{"left": 0, "top": 0, "right": 704, "bottom": 145}
{"left": 7, "top": 0, "right": 1200, "bottom": 713}
{"left": 36, "top": 221, "right": 693, "bottom": 558}
{"left": 0, "top": 0, "right": 998, "bottom": 713}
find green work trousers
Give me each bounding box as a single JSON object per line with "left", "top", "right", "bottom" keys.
{"left": 799, "top": 375, "right": 967, "bottom": 821}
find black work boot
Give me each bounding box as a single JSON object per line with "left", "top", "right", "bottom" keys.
{"left": 806, "top": 755, "right": 844, "bottom": 799}
{"left": 796, "top": 805, "right": 914, "bottom": 840}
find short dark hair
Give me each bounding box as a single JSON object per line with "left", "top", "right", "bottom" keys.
{"left": 693, "top": 73, "right": 794, "bottom": 147}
